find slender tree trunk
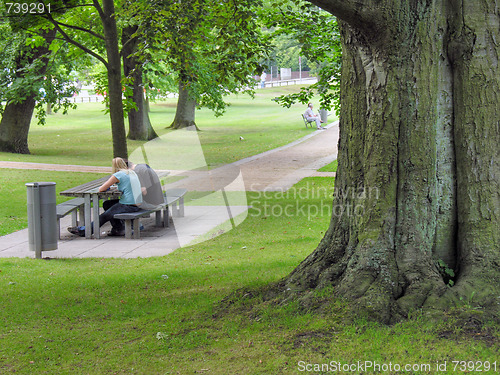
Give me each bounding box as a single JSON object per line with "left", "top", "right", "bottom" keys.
{"left": 0, "top": 28, "right": 56, "bottom": 154}
{"left": 122, "top": 26, "right": 158, "bottom": 141}
{"left": 100, "top": 0, "right": 128, "bottom": 159}
{"left": 284, "top": 0, "right": 499, "bottom": 323}
{"left": 169, "top": 78, "right": 199, "bottom": 130}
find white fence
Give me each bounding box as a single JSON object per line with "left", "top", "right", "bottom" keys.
{"left": 64, "top": 95, "right": 105, "bottom": 103}
{"left": 255, "top": 77, "right": 317, "bottom": 89}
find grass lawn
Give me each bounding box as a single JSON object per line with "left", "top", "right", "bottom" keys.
{"left": 318, "top": 159, "right": 338, "bottom": 172}
{"left": 0, "top": 86, "right": 333, "bottom": 168}
{"left": 0, "top": 169, "right": 108, "bottom": 236}
{"left": 1, "top": 87, "right": 497, "bottom": 374}
{"left": 0, "top": 85, "right": 336, "bottom": 236}
{"left": 0, "top": 177, "right": 497, "bottom": 374}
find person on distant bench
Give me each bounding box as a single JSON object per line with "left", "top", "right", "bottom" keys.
{"left": 304, "top": 103, "right": 325, "bottom": 130}
{"left": 68, "top": 157, "right": 143, "bottom": 237}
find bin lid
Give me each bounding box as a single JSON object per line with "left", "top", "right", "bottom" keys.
{"left": 25, "top": 182, "right": 57, "bottom": 187}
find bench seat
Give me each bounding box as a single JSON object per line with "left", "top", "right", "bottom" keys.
{"left": 164, "top": 188, "right": 186, "bottom": 217}
{"left": 114, "top": 208, "right": 162, "bottom": 239}
{"left": 56, "top": 198, "right": 85, "bottom": 238}
{"left": 113, "top": 189, "right": 187, "bottom": 239}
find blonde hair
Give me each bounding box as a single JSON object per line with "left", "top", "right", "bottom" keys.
{"left": 112, "top": 157, "right": 129, "bottom": 174}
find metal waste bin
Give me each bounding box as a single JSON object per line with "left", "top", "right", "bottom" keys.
{"left": 319, "top": 109, "right": 328, "bottom": 124}
{"left": 26, "top": 182, "right": 58, "bottom": 258}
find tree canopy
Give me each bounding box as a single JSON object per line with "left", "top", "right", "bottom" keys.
{"left": 264, "top": 1, "right": 341, "bottom": 113}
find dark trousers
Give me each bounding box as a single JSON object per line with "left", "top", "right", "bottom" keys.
{"left": 100, "top": 200, "right": 140, "bottom": 233}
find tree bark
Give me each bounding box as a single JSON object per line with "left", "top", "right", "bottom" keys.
{"left": 0, "top": 28, "right": 57, "bottom": 154}
{"left": 99, "top": 0, "right": 128, "bottom": 159}
{"left": 284, "top": 0, "right": 499, "bottom": 323}
{"left": 122, "top": 26, "right": 158, "bottom": 141}
{"left": 0, "top": 97, "right": 36, "bottom": 154}
{"left": 169, "top": 78, "right": 199, "bottom": 130}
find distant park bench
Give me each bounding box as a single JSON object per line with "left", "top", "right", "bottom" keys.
{"left": 113, "top": 188, "right": 187, "bottom": 239}
{"left": 302, "top": 114, "right": 314, "bottom": 128}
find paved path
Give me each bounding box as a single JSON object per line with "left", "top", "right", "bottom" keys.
{"left": 0, "top": 121, "right": 338, "bottom": 259}
{"left": 0, "top": 162, "right": 112, "bottom": 173}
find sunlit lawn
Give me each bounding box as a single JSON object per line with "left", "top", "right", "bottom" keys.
{"left": 0, "top": 86, "right": 333, "bottom": 167}
{"left": 1, "top": 87, "right": 494, "bottom": 375}
{"left": 0, "top": 86, "right": 337, "bottom": 235}
{"left": 0, "top": 178, "right": 497, "bottom": 374}
{"left": 0, "top": 169, "right": 107, "bottom": 236}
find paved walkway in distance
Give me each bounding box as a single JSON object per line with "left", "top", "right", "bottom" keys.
{"left": 0, "top": 121, "right": 339, "bottom": 259}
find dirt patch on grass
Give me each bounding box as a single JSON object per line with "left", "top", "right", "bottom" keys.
{"left": 438, "top": 313, "right": 499, "bottom": 347}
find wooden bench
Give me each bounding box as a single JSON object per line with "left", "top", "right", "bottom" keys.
{"left": 56, "top": 198, "right": 85, "bottom": 238}
{"left": 113, "top": 189, "right": 187, "bottom": 239}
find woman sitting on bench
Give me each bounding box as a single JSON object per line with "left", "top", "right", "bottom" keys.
{"left": 68, "top": 157, "right": 143, "bottom": 237}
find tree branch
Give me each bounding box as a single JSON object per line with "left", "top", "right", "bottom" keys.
{"left": 51, "top": 20, "right": 105, "bottom": 41}
{"left": 120, "top": 25, "right": 139, "bottom": 58}
{"left": 44, "top": 12, "right": 108, "bottom": 67}
{"left": 307, "top": 0, "right": 380, "bottom": 33}
{"left": 92, "top": 0, "right": 106, "bottom": 20}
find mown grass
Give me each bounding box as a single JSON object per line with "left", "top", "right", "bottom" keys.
{"left": 318, "top": 159, "right": 338, "bottom": 172}
{"left": 1, "top": 87, "right": 497, "bottom": 374}
{"left": 0, "top": 177, "right": 497, "bottom": 374}
{"left": 0, "top": 169, "right": 107, "bottom": 236}
{"left": 0, "top": 85, "right": 336, "bottom": 236}
{"left": 0, "top": 86, "right": 333, "bottom": 168}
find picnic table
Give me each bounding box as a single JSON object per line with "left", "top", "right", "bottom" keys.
{"left": 59, "top": 170, "right": 170, "bottom": 239}
{"left": 60, "top": 176, "right": 120, "bottom": 239}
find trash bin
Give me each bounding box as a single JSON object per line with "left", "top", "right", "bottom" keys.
{"left": 26, "top": 182, "right": 58, "bottom": 258}
{"left": 319, "top": 109, "right": 328, "bottom": 124}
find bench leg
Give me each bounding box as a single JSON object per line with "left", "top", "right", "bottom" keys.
{"left": 163, "top": 206, "right": 170, "bottom": 227}
{"left": 173, "top": 201, "right": 179, "bottom": 217}
{"left": 71, "top": 210, "right": 78, "bottom": 227}
{"left": 84, "top": 194, "right": 92, "bottom": 239}
{"left": 133, "top": 218, "right": 141, "bottom": 239}
{"left": 155, "top": 211, "right": 162, "bottom": 227}
{"left": 79, "top": 205, "right": 85, "bottom": 226}
{"left": 124, "top": 220, "right": 133, "bottom": 239}
{"left": 93, "top": 195, "right": 100, "bottom": 239}
{"left": 179, "top": 197, "right": 184, "bottom": 217}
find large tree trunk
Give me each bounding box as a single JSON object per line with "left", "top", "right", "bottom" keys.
{"left": 100, "top": 0, "right": 128, "bottom": 159}
{"left": 169, "top": 78, "right": 199, "bottom": 130}
{"left": 0, "top": 28, "right": 57, "bottom": 154}
{"left": 285, "top": 0, "right": 499, "bottom": 323}
{"left": 122, "top": 26, "right": 158, "bottom": 141}
{"left": 0, "top": 97, "right": 36, "bottom": 154}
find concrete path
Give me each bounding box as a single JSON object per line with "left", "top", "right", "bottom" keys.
{"left": 0, "top": 121, "right": 339, "bottom": 259}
